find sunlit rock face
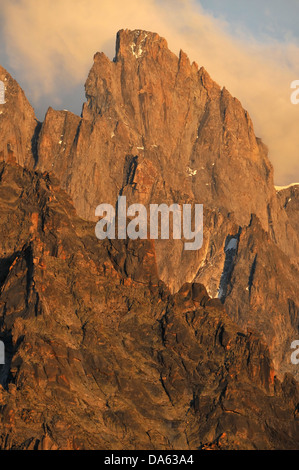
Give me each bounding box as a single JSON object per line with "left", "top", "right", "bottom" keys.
{"left": 0, "top": 65, "right": 39, "bottom": 168}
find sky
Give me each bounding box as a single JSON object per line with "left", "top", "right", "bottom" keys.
{"left": 0, "top": 0, "right": 298, "bottom": 185}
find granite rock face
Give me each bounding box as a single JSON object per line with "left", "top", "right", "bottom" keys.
{"left": 34, "top": 29, "right": 299, "bottom": 379}
{"left": 0, "top": 29, "right": 298, "bottom": 449}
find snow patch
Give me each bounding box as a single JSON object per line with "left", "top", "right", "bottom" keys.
{"left": 275, "top": 183, "right": 299, "bottom": 191}
{"left": 217, "top": 235, "right": 239, "bottom": 300}
{"left": 186, "top": 167, "right": 197, "bottom": 177}
{"left": 130, "top": 32, "right": 148, "bottom": 59}
{"left": 130, "top": 43, "right": 143, "bottom": 59}
{"left": 225, "top": 237, "right": 238, "bottom": 252}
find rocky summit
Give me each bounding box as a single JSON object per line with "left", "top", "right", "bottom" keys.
{"left": 0, "top": 29, "right": 298, "bottom": 450}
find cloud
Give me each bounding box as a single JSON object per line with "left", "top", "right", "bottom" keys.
{"left": 0, "top": 0, "right": 298, "bottom": 184}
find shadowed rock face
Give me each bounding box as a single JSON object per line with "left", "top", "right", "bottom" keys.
{"left": 0, "top": 162, "right": 298, "bottom": 450}
{"left": 0, "top": 29, "right": 298, "bottom": 449}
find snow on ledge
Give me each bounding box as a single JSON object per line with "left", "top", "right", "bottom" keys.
{"left": 275, "top": 183, "right": 299, "bottom": 192}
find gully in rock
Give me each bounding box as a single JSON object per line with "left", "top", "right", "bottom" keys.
{"left": 0, "top": 341, "right": 4, "bottom": 365}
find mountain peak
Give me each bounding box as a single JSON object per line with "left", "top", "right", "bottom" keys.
{"left": 115, "top": 28, "right": 168, "bottom": 61}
